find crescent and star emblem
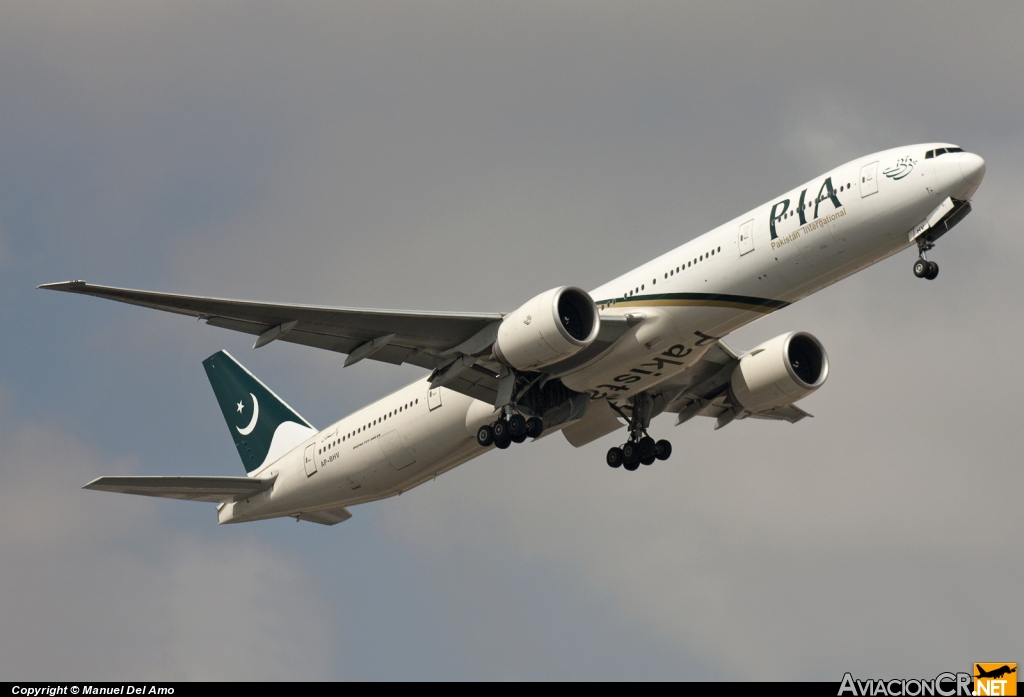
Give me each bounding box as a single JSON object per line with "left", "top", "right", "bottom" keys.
{"left": 236, "top": 393, "right": 260, "bottom": 435}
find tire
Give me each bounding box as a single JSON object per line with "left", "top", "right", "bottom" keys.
{"left": 655, "top": 440, "right": 672, "bottom": 461}
{"left": 491, "top": 419, "right": 510, "bottom": 441}
{"left": 640, "top": 455, "right": 655, "bottom": 466}
{"left": 925, "top": 261, "right": 939, "bottom": 280}
{"left": 526, "top": 417, "right": 544, "bottom": 438}
{"left": 624, "top": 459, "right": 640, "bottom": 472}
{"left": 476, "top": 425, "right": 494, "bottom": 447}
{"left": 511, "top": 433, "right": 527, "bottom": 444}
{"left": 494, "top": 437, "right": 511, "bottom": 450}
{"left": 508, "top": 413, "right": 527, "bottom": 438}
{"left": 638, "top": 436, "right": 656, "bottom": 460}
{"left": 913, "top": 259, "right": 929, "bottom": 278}
{"left": 622, "top": 441, "right": 640, "bottom": 466}
{"left": 606, "top": 447, "right": 624, "bottom": 468}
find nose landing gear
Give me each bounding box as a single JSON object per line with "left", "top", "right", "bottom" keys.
{"left": 913, "top": 239, "right": 939, "bottom": 280}
{"left": 913, "top": 258, "right": 938, "bottom": 280}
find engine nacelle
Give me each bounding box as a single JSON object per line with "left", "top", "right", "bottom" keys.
{"left": 494, "top": 286, "right": 600, "bottom": 371}
{"left": 730, "top": 332, "right": 829, "bottom": 413}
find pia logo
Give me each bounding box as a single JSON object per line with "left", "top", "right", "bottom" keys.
{"left": 883, "top": 156, "right": 917, "bottom": 180}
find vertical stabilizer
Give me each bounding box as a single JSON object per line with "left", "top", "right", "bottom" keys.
{"left": 203, "top": 351, "right": 316, "bottom": 474}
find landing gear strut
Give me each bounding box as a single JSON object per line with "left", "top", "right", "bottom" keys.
{"left": 913, "top": 239, "right": 939, "bottom": 280}
{"left": 605, "top": 392, "right": 672, "bottom": 471}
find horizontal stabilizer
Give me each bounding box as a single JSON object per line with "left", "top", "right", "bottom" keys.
{"left": 83, "top": 475, "right": 275, "bottom": 503}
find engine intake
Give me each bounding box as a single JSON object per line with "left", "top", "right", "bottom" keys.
{"left": 730, "top": 332, "right": 828, "bottom": 413}
{"left": 494, "top": 286, "right": 600, "bottom": 371}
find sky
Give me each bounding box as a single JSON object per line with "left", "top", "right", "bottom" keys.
{"left": 1, "top": 1, "right": 1022, "bottom": 681}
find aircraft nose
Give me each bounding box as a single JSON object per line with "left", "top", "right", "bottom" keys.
{"left": 959, "top": 152, "right": 986, "bottom": 186}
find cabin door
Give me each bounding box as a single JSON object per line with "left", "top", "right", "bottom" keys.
{"left": 738, "top": 219, "right": 755, "bottom": 256}
{"left": 303, "top": 443, "right": 317, "bottom": 477}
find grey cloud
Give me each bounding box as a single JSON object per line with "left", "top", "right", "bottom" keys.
{"left": 0, "top": 421, "right": 336, "bottom": 679}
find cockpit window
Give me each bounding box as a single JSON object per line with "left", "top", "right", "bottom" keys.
{"left": 925, "top": 146, "right": 963, "bottom": 159}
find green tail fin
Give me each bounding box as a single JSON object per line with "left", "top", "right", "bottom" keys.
{"left": 203, "top": 350, "right": 316, "bottom": 474}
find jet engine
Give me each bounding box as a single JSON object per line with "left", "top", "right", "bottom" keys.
{"left": 730, "top": 332, "right": 829, "bottom": 412}
{"left": 493, "top": 286, "right": 600, "bottom": 371}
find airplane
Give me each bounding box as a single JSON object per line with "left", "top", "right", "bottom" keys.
{"left": 41, "top": 142, "right": 985, "bottom": 525}
{"left": 976, "top": 665, "right": 1016, "bottom": 680}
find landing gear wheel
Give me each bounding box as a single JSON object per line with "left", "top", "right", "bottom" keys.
{"left": 622, "top": 441, "right": 640, "bottom": 467}
{"left": 494, "top": 437, "right": 510, "bottom": 450}
{"left": 606, "top": 447, "right": 624, "bottom": 468}
{"left": 491, "top": 419, "right": 510, "bottom": 442}
{"left": 511, "top": 433, "right": 527, "bottom": 444}
{"left": 925, "top": 261, "right": 939, "bottom": 280}
{"left": 913, "top": 259, "right": 929, "bottom": 278}
{"left": 508, "top": 414, "right": 527, "bottom": 438}
{"left": 623, "top": 459, "right": 640, "bottom": 472}
{"left": 638, "top": 436, "right": 656, "bottom": 460}
{"left": 476, "top": 425, "right": 494, "bottom": 447}
{"left": 525, "top": 417, "right": 544, "bottom": 439}
{"left": 655, "top": 440, "right": 672, "bottom": 461}
{"left": 640, "top": 455, "right": 656, "bottom": 466}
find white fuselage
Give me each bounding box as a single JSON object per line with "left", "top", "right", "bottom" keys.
{"left": 220, "top": 143, "right": 984, "bottom": 524}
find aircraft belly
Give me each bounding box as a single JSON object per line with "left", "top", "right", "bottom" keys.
{"left": 562, "top": 305, "right": 750, "bottom": 400}
{"left": 336, "top": 387, "right": 481, "bottom": 502}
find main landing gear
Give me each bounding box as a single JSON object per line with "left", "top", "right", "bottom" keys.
{"left": 605, "top": 392, "right": 672, "bottom": 472}
{"left": 913, "top": 239, "right": 939, "bottom": 280}
{"left": 605, "top": 437, "right": 672, "bottom": 471}
{"left": 476, "top": 412, "right": 544, "bottom": 450}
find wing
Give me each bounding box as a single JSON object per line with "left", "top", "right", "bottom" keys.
{"left": 41, "top": 281, "right": 500, "bottom": 366}
{"left": 650, "top": 340, "right": 813, "bottom": 428}
{"left": 83, "top": 475, "right": 275, "bottom": 503}
{"left": 41, "top": 280, "right": 508, "bottom": 400}
{"left": 745, "top": 404, "right": 812, "bottom": 423}
{"left": 40, "top": 281, "right": 636, "bottom": 406}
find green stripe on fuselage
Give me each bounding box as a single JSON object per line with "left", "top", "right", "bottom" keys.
{"left": 592, "top": 292, "right": 789, "bottom": 314}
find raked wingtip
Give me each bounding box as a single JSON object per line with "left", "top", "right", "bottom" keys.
{"left": 38, "top": 280, "right": 88, "bottom": 291}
